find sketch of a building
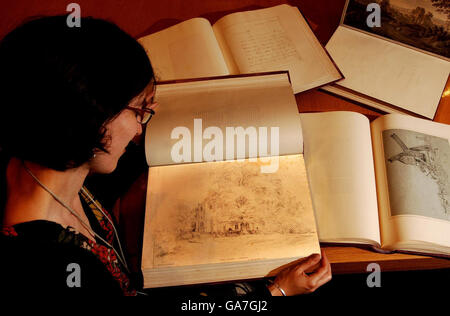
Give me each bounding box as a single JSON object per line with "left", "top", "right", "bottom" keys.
{"left": 190, "top": 202, "right": 260, "bottom": 237}
{"left": 220, "top": 221, "right": 258, "bottom": 236}
{"left": 192, "top": 203, "right": 206, "bottom": 233}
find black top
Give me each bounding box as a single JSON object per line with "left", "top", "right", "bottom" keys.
{"left": 0, "top": 187, "right": 136, "bottom": 296}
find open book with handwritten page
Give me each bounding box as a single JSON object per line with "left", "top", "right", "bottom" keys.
{"left": 300, "top": 111, "right": 450, "bottom": 258}
{"left": 140, "top": 72, "right": 320, "bottom": 288}
{"left": 138, "top": 4, "right": 342, "bottom": 94}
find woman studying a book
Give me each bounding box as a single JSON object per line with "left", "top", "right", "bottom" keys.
{"left": 0, "top": 16, "right": 331, "bottom": 296}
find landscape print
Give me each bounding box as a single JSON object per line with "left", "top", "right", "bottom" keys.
{"left": 344, "top": 0, "right": 450, "bottom": 58}
{"left": 145, "top": 155, "right": 318, "bottom": 268}
{"left": 383, "top": 129, "right": 450, "bottom": 221}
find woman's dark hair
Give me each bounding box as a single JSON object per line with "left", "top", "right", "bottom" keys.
{"left": 0, "top": 15, "right": 154, "bottom": 170}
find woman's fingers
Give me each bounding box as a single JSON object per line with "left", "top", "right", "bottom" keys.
{"left": 312, "top": 269, "right": 332, "bottom": 291}
{"left": 312, "top": 251, "right": 331, "bottom": 278}
{"left": 302, "top": 251, "right": 332, "bottom": 292}
{"left": 287, "top": 250, "right": 331, "bottom": 293}
{"left": 314, "top": 257, "right": 333, "bottom": 288}
{"left": 271, "top": 250, "right": 332, "bottom": 296}
{"left": 293, "top": 253, "right": 321, "bottom": 276}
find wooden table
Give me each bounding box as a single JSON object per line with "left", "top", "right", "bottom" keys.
{"left": 3, "top": 0, "right": 449, "bottom": 277}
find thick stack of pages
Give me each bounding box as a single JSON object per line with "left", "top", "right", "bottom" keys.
{"left": 138, "top": 4, "right": 342, "bottom": 94}
{"left": 141, "top": 73, "right": 320, "bottom": 288}
{"left": 300, "top": 111, "right": 450, "bottom": 257}
{"left": 323, "top": 0, "right": 450, "bottom": 119}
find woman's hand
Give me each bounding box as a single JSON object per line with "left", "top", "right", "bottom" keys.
{"left": 268, "top": 249, "right": 332, "bottom": 296}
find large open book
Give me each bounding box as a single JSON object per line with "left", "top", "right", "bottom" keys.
{"left": 323, "top": 0, "right": 450, "bottom": 119}
{"left": 141, "top": 72, "right": 320, "bottom": 288}
{"left": 138, "top": 4, "right": 342, "bottom": 94}
{"left": 300, "top": 111, "right": 450, "bottom": 257}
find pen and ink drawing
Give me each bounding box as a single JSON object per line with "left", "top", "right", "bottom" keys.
{"left": 344, "top": 0, "right": 450, "bottom": 58}
{"left": 383, "top": 129, "right": 450, "bottom": 221}
{"left": 147, "top": 155, "right": 318, "bottom": 268}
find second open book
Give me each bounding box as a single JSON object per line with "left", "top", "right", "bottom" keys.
{"left": 301, "top": 112, "right": 450, "bottom": 257}
{"left": 138, "top": 4, "right": 342, "bottom": 94}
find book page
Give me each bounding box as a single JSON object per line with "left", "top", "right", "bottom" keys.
{"left": 212, "top": 4, "right": 342, "bottom": 93}
{"left": 142, "top": 154, "right": 320, "bottom": 287}
{"left": 145, "top": 73, "right": 303, "bottom": 167}
{"left": 326, "top": 26, "right": 450, "bottom": 119}
{"left": 138, "top": 18, "right": 229, "bottom": 80}
{"left": 300, "top": 112, "right": 380, "bottom": 246}
{"left": 371, "top": 114, "right": 450, "bottom": 252}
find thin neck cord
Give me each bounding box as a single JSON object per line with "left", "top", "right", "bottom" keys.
{"left": 21, "top": 161, "right": 129, "bottom": 272}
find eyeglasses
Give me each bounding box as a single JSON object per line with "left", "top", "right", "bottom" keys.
{"left": 125, "top": 105, "right": 155, "bottom": 125}
{"left": 126, "top": 82, "right": 157, "bottom": 125}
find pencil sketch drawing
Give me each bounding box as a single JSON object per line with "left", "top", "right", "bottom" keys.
{"left": 383, "top": 129, "right": 450, "bottom": 221}
{"left": 146, "top": 155, "right": 318, "bottom": 268}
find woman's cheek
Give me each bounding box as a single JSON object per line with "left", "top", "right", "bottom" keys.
{"left": 90, "top": 154, "right": 117, "bottom": 174}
